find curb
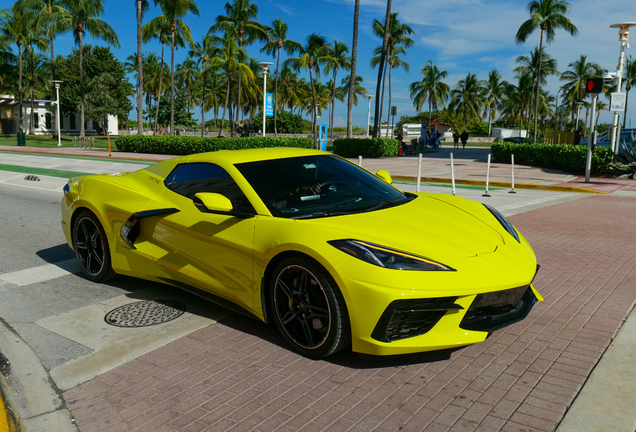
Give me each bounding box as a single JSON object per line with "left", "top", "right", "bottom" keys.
{"left": 0, "top": 147, "right": 172, "bottom": 164}
{"left": 0, "top": 369, "right": 23, "bottom": 432}
{"left": 392, "top": 175, "right": 609, "bottom": 195}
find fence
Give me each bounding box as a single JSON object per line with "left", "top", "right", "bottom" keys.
{"left": 544, "top": 129, "right": 575, "bottom": 145}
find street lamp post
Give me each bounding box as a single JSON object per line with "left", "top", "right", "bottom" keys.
{"left": 258, "top": 62, "right": 273, "bottom": 137}
{"left": 609, "top": 23, "right": 636, "bottom": 154}
{"left": 560, "top": 86, "right": 568, "bottom": 133}
{"left": 366, "top": 95, "right": 372, "bottom": 137}
{"left": 52, "top": 80, "right": 63, "bottom": 147}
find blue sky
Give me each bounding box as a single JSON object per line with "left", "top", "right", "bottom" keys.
{"left": 48, "top": 0, "right": 636, "bottom": 128}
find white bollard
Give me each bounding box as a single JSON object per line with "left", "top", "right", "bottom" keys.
{"left": 417, "top": 153, "right": 422, "bottom": 193}
{"left": 509, "top": 154, "right": 516, "bottom": 194}
{"left": 450, "top": 152, "right": 456, "bottom": 196}
{"left": 358, "top": 155, "right": 362, "bottom": 166}
{"left": 482, "top": 153, "right": 492, "bottom": 197}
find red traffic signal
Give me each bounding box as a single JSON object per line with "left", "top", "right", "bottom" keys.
{"left": 586, "top": 77, "right": 604, "bottom": 94}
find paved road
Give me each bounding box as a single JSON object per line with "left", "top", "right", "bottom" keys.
{"left": 0, "top": 152, "right": 635, "bottom": 431}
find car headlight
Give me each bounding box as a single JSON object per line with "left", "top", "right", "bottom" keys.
{"left": 328, "top": 240, "right": 454, "bottom": 271}
{"left": 484, "top": 204, "right": 520, "bottom": 243}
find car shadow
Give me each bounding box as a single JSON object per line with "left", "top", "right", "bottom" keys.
{"left": 36, "top": 243, "right": 76, "bottom": 263}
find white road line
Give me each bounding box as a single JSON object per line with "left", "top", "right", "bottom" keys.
{"left": 0, "top": 259, "right": 80, "bottom": 286}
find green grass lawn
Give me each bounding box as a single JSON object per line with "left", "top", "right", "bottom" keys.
{"left": 0, "top": 134, "right": 113, "bottom": 150}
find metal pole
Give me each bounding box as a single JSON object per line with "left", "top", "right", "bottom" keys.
{"left": 262, "top": 66, "right": 268, "bottom": 137}
{"left": 586, "top": 94, "right": 598, "bottom": 182}
{"left": 611, "top": 41, "right": 627, "bottom": 154}
{"left": 367, "top": 96, "right": 371, "bottom": 137}
{"left": 509, "top": 154, "right": 516, "bottom": 194}
{"left": 55, "top": 84, "right": 62, "bottom": 147}
{"left": 358, "top": 155, "right": 362, "bottom": 166}
{"left": 575, "top": 103, "right": 581, "bottom": 134}
{"left": 554, "top": 92, "right": 558, "bottom": 144}
{"left": 417, "top": 153, "right": 422, "bottom": 193}
{"left": 450, "top": 153, "right": 455, "bottom": 196}
{"left": 482, "top": 154, "right": 491, "bottom": 197}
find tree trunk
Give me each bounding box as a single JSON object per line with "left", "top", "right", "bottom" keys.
{"left": 488, "top": 105, "right": 493, "bottom": 137}
{"left": 137, "top": 0, "right": 144, "bottom": 135}
{"left": 50, "top": 36, "right": 60, "bottom": 139}
{"left": 18, "top": 43, "right": 23, "bottom": 133}
{"left": 623, "top": 86, "right": 630, "bottom": 128}
{"left": 379, "top": 57, "right": 388, "bottom": 137}
{"left": 79, "top": 33, "right": 85, "bottom": 138}
{"left": 236, "top": 37, "right": 243, "bottom": 138}
{"left": 29, "top": 85, "right": 35, "bottom": 135}
{"left": 373, "top": 0, "right": 391, "bottom": 138}
{"left": 386, "top": 64, "right": 392, "bottom": 138}
{"left": 219, "top": 77, "right": 230, "bottom": 136}
{"left": 155, "top": 42, "right": 165, "bottom": 133}
{"left": 428, "top": 98, "right": 432, "bottom": 135}
{"left": 170, "top": 30, "right": 175, "bottom": 136}
{"left": 330, "top": 67, "right": 338, "bottom": 141}
{"left": 201, "top": 73, "right": 206, "bottom": 137}
{"left": 274, "top": 45, "right": 281, "bottom": 136}
{"left": 309, "top": 66, "right": 319, "bottom": 149}
{"left": 347, "top": 0, "right": 360, "bottom": 138}
{"left": 533, "top": 28, "right": 544, "bottom": 144}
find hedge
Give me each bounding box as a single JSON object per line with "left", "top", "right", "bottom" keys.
{"left": 491, "top": 142, "right": 614, "bottom": 176}
{"left": 332, "top": 138, "right": 399, "bottom": 158}
{"left": 114, "top": 135, "right": 314, "bottom": 155}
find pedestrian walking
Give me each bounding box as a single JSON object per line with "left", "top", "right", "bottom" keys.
{"left": 453, "top": 130, "right": 460, "bottom": 149}
{"left": 460, "top": 130, "right": 469, "bottom": 149}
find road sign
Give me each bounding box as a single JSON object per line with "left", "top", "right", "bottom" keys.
{"left": 586, "top": 77, "right": 604, "bottom": 94}
{"left": 610, "top": 92, "right": 626, "bottom": 111}
{"left": 265, "top": 93, "right": 273, "bottom": 116}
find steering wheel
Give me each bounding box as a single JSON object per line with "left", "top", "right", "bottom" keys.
{"left": 319, "top": 181, "right": 338, "bottom": 197}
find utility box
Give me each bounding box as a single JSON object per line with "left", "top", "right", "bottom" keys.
{"left": 319, "top": 124, "right": 328, "bottom": 151}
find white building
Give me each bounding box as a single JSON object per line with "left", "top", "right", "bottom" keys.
{"left": 0, "top": 95, "right": 118, "bottom": 136}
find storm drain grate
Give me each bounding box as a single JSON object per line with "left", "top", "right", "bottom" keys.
{"left": 24, "top": 175, "right": 40, "bottom": 181}
{"left": 105, "top": 300, "right": 186, "bottom": 328}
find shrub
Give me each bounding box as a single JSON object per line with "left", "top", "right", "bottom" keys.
{"left": 252, "top": 110, "right": 305, "bottom": 134}
{"left": 332, "top": 138, "right": 399, "bottom": 158}
{"left": 114, "top": 135, "right": 314, "bottom": 155}
{"left": 491, "top": 142, "right": 614, "bottom": 176}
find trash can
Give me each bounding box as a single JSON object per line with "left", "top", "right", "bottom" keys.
{"left": 16, "top": 132, "right": 26, "bottom": 146}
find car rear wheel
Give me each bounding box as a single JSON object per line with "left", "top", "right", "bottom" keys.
{"left": 73, "top": 210, "right": 115, "bottom": 282}
{"left": 270, "top": 256, "right": 350, "bottom": 358}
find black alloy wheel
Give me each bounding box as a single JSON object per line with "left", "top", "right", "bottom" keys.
{"left": 270, "top": 256, "right": 350, "bottom": 358}
{"left": 73, "top": 210, "right": 115, "bottom": 282}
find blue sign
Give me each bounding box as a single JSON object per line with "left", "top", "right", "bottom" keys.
{"left": 265, "top": 93, "right": 273, "bottom": 117}
{"left": 319, "top": 124, "right": 328, "bottom": 151}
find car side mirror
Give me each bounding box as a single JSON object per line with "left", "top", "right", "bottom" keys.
{"left": 376, "top": 170, "right": 392, "bottom": 184}
{"left": 193, "top": 192, "right": 233, "bottom": 213}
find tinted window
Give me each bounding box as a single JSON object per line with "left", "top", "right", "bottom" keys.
{"left": 236, "top": 155, "right": 410, "bottom": 219}
{"left": 165, "top": 163, "right": 254, "bottom": 214}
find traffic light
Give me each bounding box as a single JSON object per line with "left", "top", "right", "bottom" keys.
{"left": 586, "top": 77, "right": 604, "bottom": 94}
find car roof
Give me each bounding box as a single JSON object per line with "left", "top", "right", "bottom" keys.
{"left": 180, "top": 147, "right": 326, "bottom": 165}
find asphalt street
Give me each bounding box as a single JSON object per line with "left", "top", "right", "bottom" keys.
{"left": 0, "top": 152, "right": 635, "bottom": 431}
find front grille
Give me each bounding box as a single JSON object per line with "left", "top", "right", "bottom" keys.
{"left": 459, "top": 285, "right": 536, "bottom": 333}
{"left": 372, "top": 297, "right": 462, "bottom": 342}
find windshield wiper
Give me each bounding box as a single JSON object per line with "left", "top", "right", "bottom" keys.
{"left": 292, "top": 211, "right": 351, "bottom": 220}
{"left": 364, "top": 197, "right": 410, "bottom": 213}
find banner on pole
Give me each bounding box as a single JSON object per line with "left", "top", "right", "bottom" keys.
{"left": 610, "top": 92, "right": 626, "bottom": 111}
{"left": 265, "top": 93, "right": 273, "bottom": 116}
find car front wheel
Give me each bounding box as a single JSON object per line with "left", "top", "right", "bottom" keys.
{"left": 269, "top": 256, "right": 350, "bottom": 358}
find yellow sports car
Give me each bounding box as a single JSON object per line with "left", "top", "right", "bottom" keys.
{"left": 61, "top": 147, "right": 542, "bottom": 358}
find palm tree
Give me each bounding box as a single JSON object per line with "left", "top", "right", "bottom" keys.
{"left": 372, "top": 44, "right": 408, "bottom": 137}
{"left": 338, "top": 74, "right": 367, "bottom": 108}
{"left": 514, "top": 47, "right": 558, "bottom": 132}
{"left": 203, "top": 35, "right": 254, "bottom": 136}
{"left": 142, "top": 51, "right": 167, "bottom": 131}
{"left": 260, "top": 18, "right": 301, "bottom": 136}
{"left": 515, "top": 0, "right": 578, "bottom": 143}
{"left": 142, "top": 20, "right": 170, "bottom": 131}
{"left": 347, "top": 0, "right": 360, "bottom": 138}
{"left": 0, "top": 4, "right": 43, "bottom": 133}
{"left": 560, "top": 55, "right": 603, "bottom": 130}
{"left": 23, "top": 49, "right": 50, "bottom": 134}
{"left": 176, "top": 56, "right": 198, "bottom": 114}
{"left": 193, "top": 70, "right": 222, "bottom": 132}
{"left": 409, "top": 60, "right": 449, "bottom": 133}
{"left": 483, "top": 70, "right": 509, "bottom": 137}
{"left": 372, "top": 0, "right": 392, "bottom": 138}
{"left": 324, "top": 41, "right": 350, "bottom": 140}
{"left": 55, "top": 0, "right": 119, "bottom": 137}
{"left": 449, "top": 72, "right": 486, "bottom": 130}
{"left": 622, "top": 56, "right": 635, "bottom": 128}
{"left": 136, "top": 0, "right": 149, "bottom": 134}
{"left": 285, "top": 33, "right": 331, "bottom": 148}
{"left": 0, "top": 50, "right": 17, "bottom": 134}
{"left": 211, "top": 0, "right": 268, "bottom": 130}
{"left": 189, "top": 34, "right": 218, "bottom": 136}
{"left": 372, "top": 12, "right": 414, "bottom": 137}
{"left": 151, "top": 0, "right": 199, "bottom": 135}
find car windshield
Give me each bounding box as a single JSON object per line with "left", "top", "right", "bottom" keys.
{"left": 236, "top": 154, "right": 412, "bottom": 219}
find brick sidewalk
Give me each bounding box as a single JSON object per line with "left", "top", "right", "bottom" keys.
{"left": 62, "top": 196, "right": 636, "bottom": 432}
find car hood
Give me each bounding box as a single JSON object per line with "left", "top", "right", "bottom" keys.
{"left": 300, "top": 194, "right": 504, "bottom": 260}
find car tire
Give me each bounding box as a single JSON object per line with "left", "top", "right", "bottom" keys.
{"left": 269, "top": 256, "right": 350, "bottom": 358}
{"left": 72, "top": 210, "right": 116, "bottom": 282}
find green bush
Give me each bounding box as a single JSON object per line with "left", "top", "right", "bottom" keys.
{"left": 252, "top": 110, "right": 305, "bottom": 134}
{"left": 114, "top": 135, "right": 314, "bottom": 155}
{"left": 491, "top": 142, "right": 614, "bottom": 175}
{"left": 332, "top": 138, "right": 399, "bottom": 158}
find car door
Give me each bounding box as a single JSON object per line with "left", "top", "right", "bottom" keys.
{"left": 150, "top": 162, "right": 257, "bottom": 311}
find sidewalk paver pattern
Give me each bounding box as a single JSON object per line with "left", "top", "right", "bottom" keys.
{"left": 61, "top": 196, "right": 636, "bottom": 432}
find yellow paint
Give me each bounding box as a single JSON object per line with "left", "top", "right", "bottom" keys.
{"left": 61, "top": 148, "right": 542, "bottom": 356}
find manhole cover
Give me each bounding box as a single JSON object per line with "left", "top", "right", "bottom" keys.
{"left": 24, "top": 175, "right": 40, "bottom": 181}
{"left": 105, "top": 300, "right": 186, "bottom": 328}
